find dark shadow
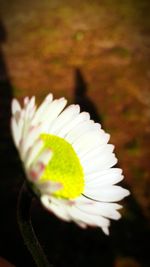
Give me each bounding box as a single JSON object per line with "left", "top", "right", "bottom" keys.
{"left": 0, "top": 19, "right": 35, "bottom": 267}
{"left": 130, "top": 0, "right": 150, "bottom": 34}
{"left": 74, "top": 68, "right": 103, "bottom": 124}
{"left": 32, "top": 200, "right": 115, "bottom": 267}
{"left": 110, "top": 193, "right": 150, "bottom": 267}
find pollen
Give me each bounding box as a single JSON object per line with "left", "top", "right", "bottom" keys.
{"left": 39, "top": 134, "right": 84, "bottom": 199}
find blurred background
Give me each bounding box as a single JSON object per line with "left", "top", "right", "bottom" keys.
{"left": 0, "top": 0, "right": 150, "bottom": 266}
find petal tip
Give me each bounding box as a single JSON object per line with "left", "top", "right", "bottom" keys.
{"left": 102, "top": 226, "right": 109, "bottom": 235}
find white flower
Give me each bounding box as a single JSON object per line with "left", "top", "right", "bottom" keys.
{"left": 11, "top": 93, "right": 130, "bottom": 235}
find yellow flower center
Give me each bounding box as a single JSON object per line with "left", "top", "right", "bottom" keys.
{"left": 39, "top": 134, "right": 84, "bottom": 199}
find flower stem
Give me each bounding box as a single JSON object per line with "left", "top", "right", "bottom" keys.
{"left": 17, "top": 181, "right": 53, "bottom": 267}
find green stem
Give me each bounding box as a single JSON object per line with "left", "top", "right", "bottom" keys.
{"left": 17, "top": 181, "right": 53, "bottom": 267}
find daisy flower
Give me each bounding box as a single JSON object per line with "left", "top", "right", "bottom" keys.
{"left": 11, "top": 93, "right": 129, "bottom": 235}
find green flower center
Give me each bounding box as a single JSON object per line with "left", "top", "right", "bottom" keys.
{"left": 39, "top": 134, "right": 84, "bottom": 199}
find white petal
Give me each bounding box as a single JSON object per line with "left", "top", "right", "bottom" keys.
{"left": 65, "top": 120, "right": 100, "bottom": 144}
{"left": 76, "top": 201, "right": 122, "bottom": 220}
{"left": 85, "top": 168, "right": 122, "bottom": 182}
{"left": 11, "top": 117, "right": 21, "bottom": 147}
{"left": 25, "top": 139, "right": 44, "bottom": 167}
{"left": 41, "top": 195, "right": 71, "bottom": 221}
{"left": 11, "top": 99, "right": 22, "bottom": 124}
{"left": 73, "top": 131, "right": 110, "bottom": 157}
{"left": 22, "top": 96, "right": 65, "bottom": 157}
{"left": 83, "top": 153, "right": 117, "bottom": 174}
{"left": 75, "top": 221, "right": 87, "bottom": 228}
{"left": 24, "top": 97, "right": 29, "bottom": 106}
{"left": 27, "top": 96, "right": 36, "bottom": 118}
{"left": 76, "top": 194, "right": 122, "bottom": 208}
{"left": 41, "top": 98, "right": 67, "bottom": 133}
{"left": 27, "top": 148, "right": 52, "bottom": 181}
{"left": 36, "top": 181, "right": 63, "bottom": 195}
{"left": 12, "top": 99, "right": 21, "bottom": 115}
{"left": 37, "top": 148, "right": 53, "bottom": 165}
{"left": 81, "top": 144, "right": 114, "bottom": 163}
{"left": 85, "top": 185, "right": 130, "bottom": 202}
{"left": 32, "top": 94, "right": 53, "bottom": 125}
{"left": 84, "top": 168, "right": 123, "bottom": 187}
{"left": 21, "top": 125, "right": 41, "bottom": 157}
{"left": 69, "top": 206, "right": 110, "bottom": 228}
{"left": 43, "top": 98, "right": 66, "bottom": 124}
{"left": 23, "top": 97, "right": 36, "bottom": 122}
{"left": 49, "top": 104, "right": 80, "bottom": 135}
{"left": 102, "top": 227, "right": 109, "bottom": 235}
{"left": 58, "top": 111, "right": 91, "bottom": 138}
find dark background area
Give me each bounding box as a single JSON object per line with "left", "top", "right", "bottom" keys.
{"left": 0, "top": 0, "right": 150, "bottom": 266}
